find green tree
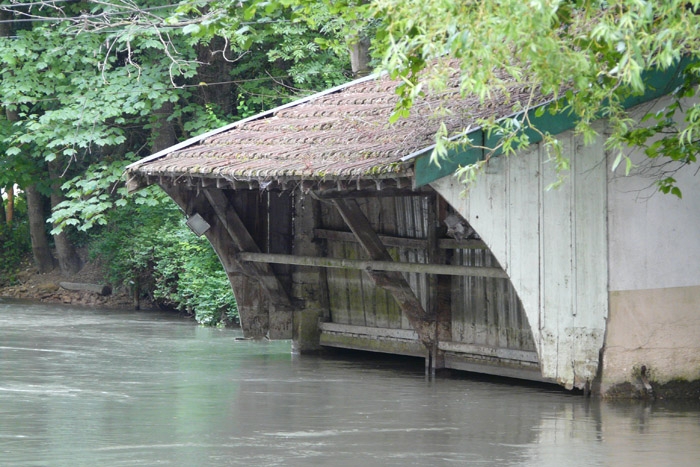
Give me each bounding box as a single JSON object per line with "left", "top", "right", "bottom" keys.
{"left": 0, "top": 0, "right": 354, "bottom": 323}
{"left": 373, "top": 0, "right": 700, "bottom": 195}
{"left": 0, "top": 0, "right": 353, "bottom": 235}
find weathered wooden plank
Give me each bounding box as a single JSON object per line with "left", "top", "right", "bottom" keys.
{"left": 540, "top": 134, "right": 575, "bottom": 383}
{"left": 268, "top": 191, "right": 294, "bottom": 335}
{"left": 319, "top": 202, "right": 352, "bottom": 326}
{"left": 362, "top": 197, "right": 383, "bottom": 328}
{"left": 505, "top": 144, "right": 542, "bottom": 337}
{"left": 486, "top": 254, "right": 502, "bottom": 348}
{"left": 442, "top": 354, "right": 548, "bottom": 383}
{"left": 401, "top": 197, "right": 424, "bottom": 318}
{"left": 451, "top": 268, "right": 466, "bottom": 342}
{"left": 571, "top": 127, "right": 608, "bottom": 385}
{"left": 319, "top": 322, "right": 419, "bottom": 340}
{"left": 314, "top": 228, "right": 428, "bottom": 249}
{"left": 236, "top": 252, "right": 509, "bottom": 278}
{"left": 438, "top": 341, "right": 540, "bottom": 363}
{"left": 438, "top": 238, "right": 488, "bottom": 250}
{"left": 472, "top": 250, "right": 489, "bottom": 346}
{"left": 319, "top": 331, "right": 426, "bottom": 357}
{"left": 427, "top": 195, "right": 451, "bottom": 346}
{"left": 394, "top": 197, "right": 413, "bottom": 330}
{"left": 467, "top": 154, "right": 510, "bottom": 271}
{"left": 381, "top": 197, "right": 404, "bottom": 329}
{"left": 344, "top": 242, "right": 367, "bottom": 326}
{"left": 454, "top": 249, "right": 473, "bottom": 343}
{"left": 325, "top": 241, "right": 351, "bottom": 325}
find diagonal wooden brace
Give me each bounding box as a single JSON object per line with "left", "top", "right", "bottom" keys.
{"left": 332, "top": 198, "right": 436, "bottom": 347}
{"left": 202, "top": 188, "right": 292, "bottom": 311}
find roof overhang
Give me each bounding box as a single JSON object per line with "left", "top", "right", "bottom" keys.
{"left": 126, "top": 58, "right": 691, "bottom": 194}
{"left": 408, "top": 58, "right": 692, "bottom": 187}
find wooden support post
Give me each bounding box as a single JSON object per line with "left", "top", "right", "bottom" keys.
{"left": 331, "top": 198, "right": 436, "bottom": 349}
{"left": 292, "top": 194, "right": 328, "bottom": 353}
{"left": 427, "top": 195, "right": 447, "bottom": 373}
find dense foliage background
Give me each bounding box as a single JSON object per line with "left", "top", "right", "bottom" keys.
{"left": 0, "top": 0, "right": 355, "bottom": 325}
{"left": 1, "top": 0, "right": 698, "bottom": 325}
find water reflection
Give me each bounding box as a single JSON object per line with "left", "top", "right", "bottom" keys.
{"left": 1, "top": 300, "right": 699, "bottom": 466}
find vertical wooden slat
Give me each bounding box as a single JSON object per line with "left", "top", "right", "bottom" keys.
{"left": 571, "top": 128, "right": 608, "bottom": 384}
{"left": 540, "top": 134, "right": 575, "bottom": 382}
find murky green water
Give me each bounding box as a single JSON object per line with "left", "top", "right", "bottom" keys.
{"left": 1, "top": 300, "right": 699, "bottom": 466}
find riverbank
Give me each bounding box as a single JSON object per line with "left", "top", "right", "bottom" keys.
{"left": 0, "top": 257, "right": 142, "bottom": 309}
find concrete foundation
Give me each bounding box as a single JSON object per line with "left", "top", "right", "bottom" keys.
{"left": 599, "top": 285, "right": 700, "bottom": 397}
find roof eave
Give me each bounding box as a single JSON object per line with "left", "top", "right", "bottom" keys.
{"left": 125, "top": 72, "right": 383, "bottom": 173}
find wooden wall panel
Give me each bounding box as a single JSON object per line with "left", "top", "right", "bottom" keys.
{"left": 451, "top": 247, "right": 536, "bottom": 352}
{"left": 320, "top": 191, "right": 536, "bottom": 355}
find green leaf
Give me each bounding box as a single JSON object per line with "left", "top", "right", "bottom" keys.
{"left": 611, "top": 153, "right": 623, "bottom": 172}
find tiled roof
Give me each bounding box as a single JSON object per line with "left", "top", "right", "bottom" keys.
{"left": 128, "top": 70, "right": 538, "bottom": 186}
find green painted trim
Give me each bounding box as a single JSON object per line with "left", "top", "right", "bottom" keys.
{"left": 414, "top": 59, "right": 693, "bottom": 187}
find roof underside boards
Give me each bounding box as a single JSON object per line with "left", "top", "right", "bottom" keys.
{"left": 128, "top": 70, "right": 542, "bottom": 188}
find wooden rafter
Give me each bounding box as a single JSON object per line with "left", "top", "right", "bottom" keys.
{"left": 331, "top": 198, "right": 436, "bottom": 347}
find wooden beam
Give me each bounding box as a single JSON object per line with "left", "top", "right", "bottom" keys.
{"left": 160, "top": 183, "right": 273, "bottom": 338}
{"left": 313, "top": 186, "right": 431, "bottom": 199}
{"left": 203, "top": 188, "right": 292, "bottom": 310}
{"left": 319, "top": 322, "right": 419, "bottom": 340}
{"left": 125, "top": 174, "right": 149, "bottom": 194}
{"left": 237, "top": 252, "right": 508, "bottom": 278}
{"left": 314, "top": 228, "right": 429, "bottom": 250}
{"left": 438, "top": 341, "right": 539, "bottom": 364}
{"left": 438, "top": 238, "right": 488, "bottom": 250}
{"left": 331, "top": 198, "right": 436, "bottom": 347}
{"left": 315, "top": 228, "right": 489, "bottom": 250}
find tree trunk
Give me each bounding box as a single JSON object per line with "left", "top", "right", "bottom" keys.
{"left": 49, "top": 162, "right": 82, "bottom": 275}
{"left": 0, "top": 10, "right": 12, "bottom": 38}
{"left": 150, "top": 101, "right": 178, "bottom": 153}
{"left": 6, "top": 187, "right": 12, "bottom": 225}
{"left": 0, "top": 188, "right": 6, "bottom": 224}
{"left": 349, "top": 38, "right": 371, "bottom": 78}
{"left": 348, "top": 1, "right": 371, "bottom": 78}
{"left": 195, "top": 39, "right": 235, "bottom": 115}
{"left": 1, "top": 11, "right": 14, "bottom": 225}
{"left": 25, "top": 184, "right": 55, "bottom": 273}
{"left": 5, "top": 108, "right": 18, "bottom": 227}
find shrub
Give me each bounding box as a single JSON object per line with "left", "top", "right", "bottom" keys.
{"left": 89, "top": 193, "right": 238, "bottom": 326}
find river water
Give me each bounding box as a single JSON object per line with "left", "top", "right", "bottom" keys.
{"left": 1, "top": 300, "right": 699, "bottom": 466}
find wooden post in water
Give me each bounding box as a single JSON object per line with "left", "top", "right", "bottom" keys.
{"left": 291, "top": 194, "right": 327, "bottom": 353}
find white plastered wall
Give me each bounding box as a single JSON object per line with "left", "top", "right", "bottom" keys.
{"left": 431, "top": 127, "right": 609, "bottom": 389}
{"left": 602, "top": 94, "right": 700, "bottom": 389}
